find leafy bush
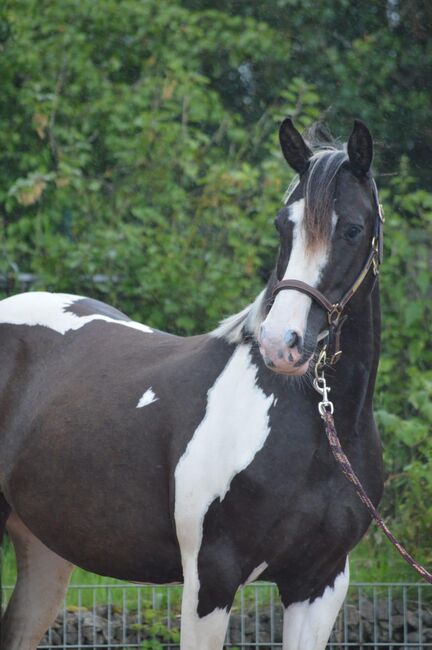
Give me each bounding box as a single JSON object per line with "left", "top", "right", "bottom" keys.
{"left": 375, "top": 165, "right": 432, "bottom": 566}
{"left": 0, "top": 0, "right": 320, "bottom": 330}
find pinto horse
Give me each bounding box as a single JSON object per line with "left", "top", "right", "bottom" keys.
{"left": 0, "top": 118, "right": 383, "bottom": 650}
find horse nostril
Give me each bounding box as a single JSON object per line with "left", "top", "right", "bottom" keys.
{"left": 259, "top": 324, "right": 266, "bottom": 341}
{"left": 284, "top": 329, "right": 302, "bottom": 350}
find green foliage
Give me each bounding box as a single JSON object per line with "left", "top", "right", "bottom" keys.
{"left": 0, "top": 0, "right": 321, "bottom": 330}
{"left": 0, "top": 0, "right": 431, "bottom": 581}
{"left": 182, "top": 0, "right": 432, "bottom": 183}
{"left": 373, "top": 165, "right": 432, "bottom": 569}
{"left": 349, "top": 167, "right": 432, "bottom": 580}
{"left": 139, "top": 605, "right": 181, "bottom": 649}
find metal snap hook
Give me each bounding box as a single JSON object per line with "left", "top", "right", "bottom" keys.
{"left": 313, "top": 353, "right": 334, "bottom": 419}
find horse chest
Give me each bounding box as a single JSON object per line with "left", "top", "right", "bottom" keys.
{"left": 188, "top": 400, "right": 375, "bottom": 592}
{"left": 174, "top": 344, "right": 275, "bottom": 555}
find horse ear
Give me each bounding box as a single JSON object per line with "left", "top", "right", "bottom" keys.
{"left": 347, "top": 119, "right": 373, "bottom": 177}
{"left": 279, "top": 118, "right": 312, "bottom": 175}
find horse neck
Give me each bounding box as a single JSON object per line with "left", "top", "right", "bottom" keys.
{"left": 331, "top": 281, "right": 381, "bottom": 423}
{"left": 213, "top": 279, "right": 380, "bottom": 424}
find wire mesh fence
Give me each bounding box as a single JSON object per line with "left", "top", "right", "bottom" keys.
{"left": 3, "top": 581, "right": 431, "bottom": 649}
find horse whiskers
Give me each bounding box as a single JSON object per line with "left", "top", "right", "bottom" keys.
{"left": 247, "top": 335, "right": 321, "bottom": 396}
{"left": 292, "top": 363, "right": 315, "bottom": 393}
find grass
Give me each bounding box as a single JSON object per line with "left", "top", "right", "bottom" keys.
{"left": 1, "top": 527, "right": 423, "bottom": 609}
{"left": 350, "top": 530, "right": 424, "bottom": 583}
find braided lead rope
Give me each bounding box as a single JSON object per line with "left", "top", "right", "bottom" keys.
{"left": 322, "top": 410, "right": 432, "bottom": 584}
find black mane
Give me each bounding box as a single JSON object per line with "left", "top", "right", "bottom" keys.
{"left": 300, "top": 123, "right": 348, "bottom": 249}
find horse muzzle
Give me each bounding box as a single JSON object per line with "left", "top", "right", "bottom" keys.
{"left": 258, "top": 324, "right": 312, "bottom": 375}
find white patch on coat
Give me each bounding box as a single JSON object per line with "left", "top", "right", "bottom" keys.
{"left": 243, "top": 561, "right": 268, "bottom": 586}
{"left": 180, "top": 597, "right": 230, "bottom": 650}
{"left": 175, "top": 344, "right": 274, "bottom": 627}
{"left": 136, "top": 388, "right": 158, "bottom": 408}
{"left": 0, "top": 292, "right": 153, "bottom": 335}
{"left": 263, "top": 198, "right": 329, "bottom": 341}
{"left": 282, "top": 558, "right": 350, "bottom": 650}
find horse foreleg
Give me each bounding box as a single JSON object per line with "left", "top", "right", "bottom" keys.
{"left": 179, "top": 555, "right": 235, "bottom": 650}
{"left": 278, "top": 558, "right": 349, "bottom": 650}
{"left": 1, "top": 512, "right": 74, "bottom": 650}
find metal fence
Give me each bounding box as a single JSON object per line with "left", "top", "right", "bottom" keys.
{"left": 3, "top": 581, "right": 431, "bottom": 649}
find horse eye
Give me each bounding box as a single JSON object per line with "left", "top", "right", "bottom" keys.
{"left": 345, "top": 224, "right": 363, "bottom": 241}
{"left": 274, "top": 214, "right": 288, "bottom": 234}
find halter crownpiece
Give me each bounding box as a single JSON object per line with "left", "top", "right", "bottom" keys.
{"left": 271, "top": 182, "right": 384, "bottom": 365}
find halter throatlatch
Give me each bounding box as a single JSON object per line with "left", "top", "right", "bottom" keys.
{"left": 271, "top": 183, "right": 384, "bottom": 365}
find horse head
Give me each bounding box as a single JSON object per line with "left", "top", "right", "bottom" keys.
{"left": 258, "top": 118, "right": 381, "bottom": 375}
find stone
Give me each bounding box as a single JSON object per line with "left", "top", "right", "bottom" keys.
{"left": 34, "top": 595, "right": 432, "bottom": 648}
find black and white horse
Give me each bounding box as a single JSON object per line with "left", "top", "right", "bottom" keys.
{"left": 0, "top": 118, "right": 383, "bottom": 650}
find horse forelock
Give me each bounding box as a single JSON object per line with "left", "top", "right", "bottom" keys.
{"left": 214, "top": 141, "right": 360, "bottom": 345}
{"left": 304, "top": 149, "right": 348, "bottom": 249}
{"left": 284, "top": 147, "right": 348, "bottom": 251}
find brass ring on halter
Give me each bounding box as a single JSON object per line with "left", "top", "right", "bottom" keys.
{"left": 328, "top": 304, "right": 342, "bottom": 326}
{"left": 314, "top": 347, "right": 327, "bottom": 381}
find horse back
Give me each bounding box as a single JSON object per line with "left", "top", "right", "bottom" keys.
{"left": 0, "top": 291, "right": 235, "bottom": 580}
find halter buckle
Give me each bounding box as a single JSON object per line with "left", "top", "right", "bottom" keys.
{"left": 328, "top": 304, "right": 342, "bottom": 326}
{"left": 315, "top": 347, "right": 327, "bottom": 380}
{"left": 328, "top": 349, "right": 342, "bottom": 365}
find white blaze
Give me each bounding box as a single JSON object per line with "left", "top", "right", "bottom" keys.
{"left": 263, "top": 199, "right": 329, "bottom": 341}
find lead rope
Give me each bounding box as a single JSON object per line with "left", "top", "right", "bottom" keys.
{"left": 313, "top": 350, "right": 432, "bottom": 584}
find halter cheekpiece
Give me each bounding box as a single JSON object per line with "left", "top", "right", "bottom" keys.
{"left": 271, "top": 180, "right": 385, "bottom": 364}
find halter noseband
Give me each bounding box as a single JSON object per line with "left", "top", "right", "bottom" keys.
{"left": 271, "top": 181, "right": 384, "bottom": 365}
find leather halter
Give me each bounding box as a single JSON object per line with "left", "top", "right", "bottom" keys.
{"left": 271, "top": 180, "right": 385, "bottom": 365}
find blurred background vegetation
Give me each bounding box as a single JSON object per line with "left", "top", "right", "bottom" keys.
{"left": 0, "top": 0, "right": 431, "bottom": 582}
